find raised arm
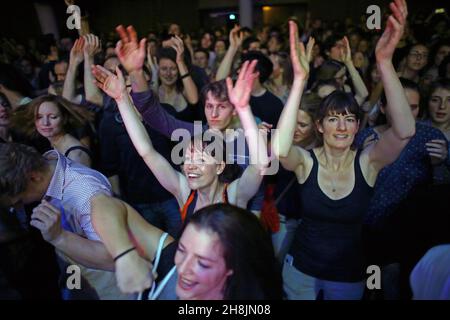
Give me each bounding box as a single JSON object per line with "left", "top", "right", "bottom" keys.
{"left": 171, "top": 36, "right": 199, "bottom": 104}
{"left": 272, "top": 21, "right": 312, "bottom": 173}
{"left": 367, "top": 0, "right": 416, "bottom": 170}
{"left": 83, "top": 34, "right": 103, "bottom": 106}
{"left": 92, "top": 64, "right": 185, "bottom": 198}
{"left": 215, "top": 25, "right": 243, "bottom": 81}
{"left": 340, "top": 36, "right": 369, "bottom": 105}
{"left": 226, "top": 60, "right": 269, "bottom": 205}
{"left": 63, "top": 37, "right": 84, "bottom": 103}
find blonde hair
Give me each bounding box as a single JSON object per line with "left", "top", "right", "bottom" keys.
{"left": 11, "top": 95, "right": 94, "bottom": 138}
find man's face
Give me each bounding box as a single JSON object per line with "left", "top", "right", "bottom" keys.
{"left": 0, "top": 174, "right": 46, "bottom": 209}
{"left": 54, "top": 62, "right": 68, "bottom": 82}
{"left": 204, "top": 91, "right": 236, "bottom": 131}
{"left": 194, "top": 52, "right": 209, "bottom": 69}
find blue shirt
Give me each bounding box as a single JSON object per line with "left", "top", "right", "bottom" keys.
{"left": 354, "top": 122, "right": 447, "bottom": 226}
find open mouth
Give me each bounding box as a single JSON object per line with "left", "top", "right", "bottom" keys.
{"left": 435, "top": 112, "right": 447, "bottom": 119}
{"left": 178, "top": 277, "right": 197, "bottom": 291}
{"left": 187, "top": 173, "right": 201, "bottom": 179}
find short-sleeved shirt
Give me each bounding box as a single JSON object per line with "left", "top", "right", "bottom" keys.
{"left": 354, "top": 122, "right": 447, "bottom": 226}
{"left": 44, "top": 150, "right": 112, "bottom": 240}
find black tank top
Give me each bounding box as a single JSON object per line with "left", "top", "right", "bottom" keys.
{"left": 289, "top": 149, "right": 373, "bottom": 282}
{"left": 64, "top": 146, "right": 92, "bottom": 160}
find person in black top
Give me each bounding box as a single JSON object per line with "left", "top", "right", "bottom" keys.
{"left": 273, "top": 2, "right": 416, "bottom": 299}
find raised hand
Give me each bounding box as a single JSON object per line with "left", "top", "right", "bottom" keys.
{"left": 171, "top": 36, "right": 185, "bottom": 64}
{"left": 84, "top": 34, "right": 101, "bottom": 58}
{"left": 70, "top": 37, "right": 85, "bottom": 66}
{"left": 92, "top": 65, "right": 127, "bottom": 101}
{"left": 289, "top": 20, "right": 310, "bottom": 81}
{"left": 229, "top": 24, "right": 243, "bottom": 50}
{"left": 340, "top": 36, "right": 352, "bottom": 65}
{"left": 30, "top": 200, "right": 63, "bottom": 245}
{"left": 146, "top": 43, "right": 158, "bottom": 73}
{"left": 375, "top": 0, "right": 408, "bottom": 63}
{"left": 226, "top": 60, "right": 259, "bottom": 111}
{"left": 305, "top": 36, "right": 315, "bottom": 64}
{"left": 115, "top": 250, "right": 153, "bottom": 294}
{"left": 115, "top": 25, "right": 147, "bottom": 74}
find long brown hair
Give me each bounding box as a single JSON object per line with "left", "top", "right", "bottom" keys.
{"left": 11, "top": 95, "right": 94, "bottom": 138}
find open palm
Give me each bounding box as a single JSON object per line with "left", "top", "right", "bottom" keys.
{"left": 226, "top": 60, "right": 258, "bottom": 111}
{"left": 289, "top": 21, "right": 311, "bottom": 81}
{"left": 92, "top": 65, "right": 126, "bottom": 100}
{"left": 115, "top": 25, "right": 147, "bottom": 74}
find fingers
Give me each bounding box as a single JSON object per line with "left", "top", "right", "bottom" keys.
{"left": 238, "top": 60, "right": 249, "bottom": 82}
{"left": 116, "top": 25, "right": 129, "bottom": 43}
{"left": 128, "top": 26, "right": 138, "bottom": 44}
{"left": 389, "top": 1, "right": 405, "bottom": 25}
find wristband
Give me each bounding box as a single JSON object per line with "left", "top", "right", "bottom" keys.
{"left": 114, "top": 247, "right": 136, "bottom": 262}
{"left": 180, "top": 72, "right": 191, "bottom": 80}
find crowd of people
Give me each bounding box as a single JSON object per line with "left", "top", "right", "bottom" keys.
{"left": 0, "top": 0, "right": 449, "bottom": 300}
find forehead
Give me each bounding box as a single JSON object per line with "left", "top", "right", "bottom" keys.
{"left": 55, "top": 62, "right": 68, "bottom": 71}
{"left": 205, "top": 91, "right": 231, "bottom": 105}
{"left": 194, "top": 52, "right": 207, "bottom": 58}
{"left": 159, "top": 58, "right": 177, "bottom": 67}
{"left": 38, "top": 101, "right": 59, "bottom": 113}
{"left": 432, "top": 87, "right": 450, "bottom": 97}
{"left": 180, "top": 224, "right": 223, "bottom": 258}
{"left": 410, "top": 45, "right": 428, "bottom": 53}
{"left": 327, "top": 109, "right": 356, "bottom": 117}
{"left": 104, "top": 57, "right": 120, "bottom": 70}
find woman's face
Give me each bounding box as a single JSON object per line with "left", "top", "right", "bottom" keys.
{"left": 268, "top": 36, "right": 281, "bottom": 53}
{"left": 201, "top": 33, "right": 213, "bottom": 50}
{"left": 183, "top": 143, "right": 224, "bottom": 191}
{"left": 294, "top": 110, "right": 314, "bottom": 144}
{"left": 0, "top": 96, "right": 10, "bottom": 127}
{"left": 352, "top": 52, "right": 365, "bottom": 69}
{"left": 370, "top": 65, "right": 381, "bottom": 84}
{"left": 175, "top": 224, "right": 233, "bottom": 300}
{"left": 312, "top": 44, "right": 321, "bottom": 59}
{"left": 159, "top": 58, "right": 179, "bottom": 86}
{"left": 35, "top": 102, "right": 64, "bottom": 139}
{"left": 317, "top": 110, "right": 359, "bottom": 150}
{"left": 406, "top": 45, "right": 429, "bottom": 72}
{"left": 428, "top": 87, "right": 450, "bottom": 126}
{"left": 269, "top": 54, "right": 282, "bottom": 78}
{"left": 214, "top": 41, "right": 226, "bottom": 56}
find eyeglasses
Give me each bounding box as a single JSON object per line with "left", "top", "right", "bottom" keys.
{"left": 409, "top": 51, "right": 428, "bottom": 60}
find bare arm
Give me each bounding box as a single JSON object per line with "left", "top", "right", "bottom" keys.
{"left": 341, "top": 36, "right": 369, "bottom": 105}
{"left": 368, "top": 0, "right": 416, "bottom": 170}
{"left": 215, "top": 25, "right": 243, "bottom": 81}
{"left": 63, "top": 37, "right": 84, "bottom": 103}
{"left": 272, "top": 22, "right": 312, "bottom": 175}
{"left": 92, "top": 64, "right": 185, "bottom": 198}
{"left": 171, "top": 36, "right": 198, "bottom": 105}
{"left": 30, "top": 199, "right": 114, "bottom": 271}
{"left": 83, "top": 34, "right": 103, "bottom": 106}
{"left": 226, "top": 60, "right": 269, "bottom": 204}
{"left": 91, "top": 194, "right": 174, "bottom": 293}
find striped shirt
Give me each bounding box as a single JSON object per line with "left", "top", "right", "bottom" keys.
{"left": 44, "top": 150, "right": 111, "bottom": 241}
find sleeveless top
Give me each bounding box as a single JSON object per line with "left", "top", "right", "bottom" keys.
{"left": 289, "top": 149, "right": 373, "bottom": 282}
{"left": 179, "top": 184, "right": 229, "bottom": 223}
